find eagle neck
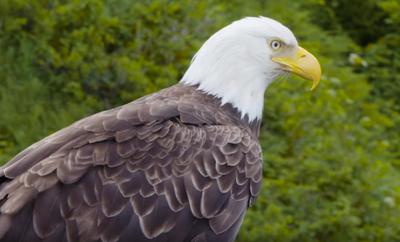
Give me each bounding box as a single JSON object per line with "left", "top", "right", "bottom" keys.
{"left": 175, "top": 84, "right": 263, "bottom": 138}
{"left": 180, "top": 73, "right": 275, "bottom": 123}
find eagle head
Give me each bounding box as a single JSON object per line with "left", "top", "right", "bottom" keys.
{"left": 181, "top": 16, "right": 321, "bottom": 122}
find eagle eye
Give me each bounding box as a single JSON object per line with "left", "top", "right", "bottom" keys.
{"left": 270, "top": 40, "right": 282, "bottom": 50}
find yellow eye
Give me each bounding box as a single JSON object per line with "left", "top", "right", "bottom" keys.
{"left": 270, "top": 40, "right": 282, "bottom": 50}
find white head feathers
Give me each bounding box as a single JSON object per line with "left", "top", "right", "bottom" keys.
{"left": 181, "top": 16, "right": 298, "bottom": 122}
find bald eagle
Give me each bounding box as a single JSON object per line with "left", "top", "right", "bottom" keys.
{"left": 0, "top": 17, "right": 320, "bottom": 242}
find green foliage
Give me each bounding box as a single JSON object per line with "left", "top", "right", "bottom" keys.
{"left": 307, "top": 0, "right": 400, "bottom": 110}
{"left": 0, "top": 0, "right": 399, "bottom": 241}
{"left": 0, "top": 0, "right": 226, "bottom": 159}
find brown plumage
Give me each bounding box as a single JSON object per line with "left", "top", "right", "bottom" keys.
{"left": 0, "top": 84, "right": 263, "bottom": 242}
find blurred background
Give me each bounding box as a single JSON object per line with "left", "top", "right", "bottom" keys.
{"left": 0, "top": 0, "right": 399, "bottom": 241}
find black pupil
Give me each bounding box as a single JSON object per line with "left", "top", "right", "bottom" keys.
{"left": 273, "top": 42, "right": 279, "bottom": 48}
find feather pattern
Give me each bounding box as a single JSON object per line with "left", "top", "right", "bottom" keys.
{"left": 0, "top": 84, "right": 263, "bottom": 242}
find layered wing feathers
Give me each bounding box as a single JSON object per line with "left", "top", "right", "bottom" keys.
{"left": 0, "top": 84, "right": 262, "bottom": 242}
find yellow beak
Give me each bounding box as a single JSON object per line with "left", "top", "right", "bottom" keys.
{"left": 272, "top": 47, "right": 321, "bottom": 90}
